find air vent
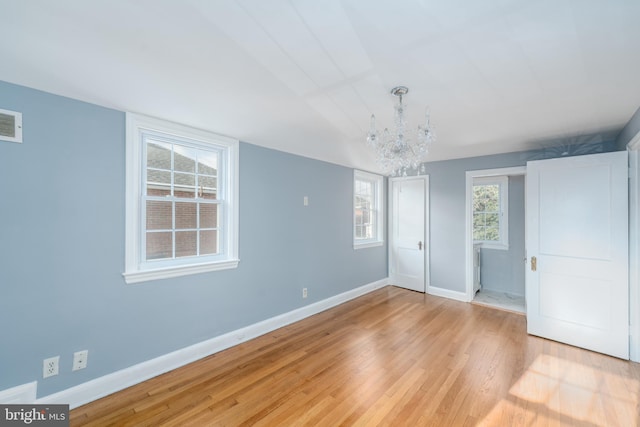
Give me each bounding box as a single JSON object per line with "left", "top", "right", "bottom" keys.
{"left": 0, "top": 108, "right": 22, "bottom": 143}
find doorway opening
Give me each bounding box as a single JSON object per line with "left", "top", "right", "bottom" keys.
{"left": 465, "top": 166, "right": 526, "bottom": 314}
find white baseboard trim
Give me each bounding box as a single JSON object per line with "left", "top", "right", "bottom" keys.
{"left": 35, "top": 278, "right": 388, "bottom": 409}
{"left": 0, "top": 382, "right": 37, "bottom": 404}
{"left": 427, "top": 285, "right": 468, "bottom": 302}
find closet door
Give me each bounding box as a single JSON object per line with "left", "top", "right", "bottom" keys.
{"left": 526, "top": 151, "right": 629, "bottom": 359}
{"left": 389, "top": 176, "right": 428, "bottom": 293}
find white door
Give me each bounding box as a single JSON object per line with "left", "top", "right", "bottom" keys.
{"left": 390, "top": 176, "right": 428, "bottom": 293}
{"left": 526, "top": 151, "right": 629, "bottom": 359}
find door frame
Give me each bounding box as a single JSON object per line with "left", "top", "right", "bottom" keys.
{"left": 628, "top": 134, "right": 640, "bottom": 362}
{"left": 388, "top": 175, "right": 430, "bottom": 292}
{"left": 464, "top": 166, "right": 526, "bottom": 302}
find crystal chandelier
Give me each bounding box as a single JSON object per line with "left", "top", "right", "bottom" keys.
{"left": 366, "top": 86, "right": 435, "bottom": 176}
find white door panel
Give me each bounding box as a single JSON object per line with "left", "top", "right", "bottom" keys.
{"left": 526, "top": 151, "right": 629, "bottom": 359}
{"left": 390, "top": 177, "right": 428, "bottom": 293}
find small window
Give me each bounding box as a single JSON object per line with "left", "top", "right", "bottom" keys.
{"left": 354, "top": 170, "right": 384, "bottom": 249}
{"left": 473, "top": 176, "right": 508, "bottom": 250}
{"left": 124, "top": 113, "right": 239, "bottom": 284}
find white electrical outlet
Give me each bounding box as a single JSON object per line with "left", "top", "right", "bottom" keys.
{"left": 302, "top": 288, "right": 308, "bottom": 298}
{"left": 303, "top": 196, "right": 309, "bottom": 206}
{"left": 72, "top": 350, "right": 88, "bottom": 371}
{"left": 43, "top": 356, "right": 59, "bottom": 378}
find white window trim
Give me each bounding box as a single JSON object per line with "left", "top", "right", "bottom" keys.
{"left": 353, "top": 170, "right": 384, "bottom": 249}
{"left": 123, "top": 113, "right": 239, "bottom": 284}
{"left": 473, "top": 176, "right": 509, "bottom": 250}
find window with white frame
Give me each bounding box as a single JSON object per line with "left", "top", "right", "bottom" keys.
{"left": 124, "top": 113, "right": 239, "bottom": 284}
{"left": 473, "top": 176, "right": 508, "bottom": 250}
{"left": 354, "top": 170, "right": 384, "bottom": 249}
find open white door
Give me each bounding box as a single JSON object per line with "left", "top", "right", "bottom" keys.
{"left": 526, "top": 151, "right": 629, "bottom": 359}
{"left": 390, "top": 176, "right": 428, "bottom": 293}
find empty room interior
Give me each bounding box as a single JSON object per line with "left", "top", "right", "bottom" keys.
{"left": 2, "top": 1, "right": 640, "bottom": 425}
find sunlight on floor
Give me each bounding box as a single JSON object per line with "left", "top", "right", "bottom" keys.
{"left": 478, "top": 353, "right": 640, "bottom": 426}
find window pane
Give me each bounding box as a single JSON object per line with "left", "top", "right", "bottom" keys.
{"left": 176, "top": 231, "right": 197, "bottom": 257}
{"left": 363, "top": 224, "right": 372, "bottom": 239}
{"left": 147, "top": 141, "right": 171, "bottom": 170}
{"left": 200, "top": 204, "right": 218, "bottom": 229}
{"left": 147, "top": 170, "right": 171, "bottom": 196}
{"left": 473, "top": 199, "right": 485, "bottom": 213}
{"left": 146, "top": 232, "right": 172, "bottom": 260}
{"left": 363, "top": 181, "right": 373, "bottom": 195}
{"left": 175, "top": 202, "right": 197, "bottom": 229}
{"left": 175, "top": 172, "right": 195, "bottom": 187}
{"left": 198, "top": 152, "right": 218, "bottom": 176}
{"left": 473, "top": 228, "right": 484, "bottom": 241}
{"left": 361, "top": 209, "right": 370, "bottom": 224}
{"left": 175, "top": 186, "right": 195, "bottom": 198}
{"left": 355, "top": 225, "right": 364, "bottom": 239}
{"left": 484, "top": 198, "right": 498, "bottom": 212}
{"left": 200, "top": 230, "right": 218, "bottom": 255}
{"left": 485, "top": 213, "right": 499, "bottom": 227}
{"left": 175, "top": 173, "right": 195, "bottom": 198}
{"left": 485, "top": 227, "right": 499, "bottom": 241}
{"left": 146, "top": 201, "right": 172, "bottom": 230}
{"left": 198, "top": 176, "right": 217, "bottom": 199}
{"left": 473, "top": 213, "right": 485, "bottom": 228}
{"left": 174, "top": 147, "right": 196, "bottom": 173}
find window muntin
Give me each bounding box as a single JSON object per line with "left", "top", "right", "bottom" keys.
{"left": 124, "top": 113, "right": 238, "bottom": 284}
{"left": 473, "top": 176, "right": 508, "bottom": 249}
{"left": 354, "top": 170, "right": 383, "bottom": 249}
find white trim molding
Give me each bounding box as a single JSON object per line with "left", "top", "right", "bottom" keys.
{"left": 35, "top": 278, "right": 388, "bottom": 409}
{"left": 0, "top": 382, "right": 37, "bottom": 404}
{"left": 427, "top": 285, "right": 467, "bottom": 302}
{"left": 628, "top": 133, "right": 640, "bottom": 362}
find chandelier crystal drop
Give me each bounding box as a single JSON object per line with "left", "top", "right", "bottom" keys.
{"left": 366, "top": 86, "right": 435, "bottom": 176}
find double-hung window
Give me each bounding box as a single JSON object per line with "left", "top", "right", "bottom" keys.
{"left": 473, "top": 176, "right": 508, "bottom": 250}
{"left": 124, "top": 113, "right": 239, "bottom": 283}
{"left": 354, "top": 170, "right": 384, "bottom": 249}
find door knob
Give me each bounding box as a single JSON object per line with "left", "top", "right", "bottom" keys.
{"left": 531, "top": 256, "right": 537, "bottom": 272}
{"left": 418, "top": 241, "right": 423, "bottom": 250}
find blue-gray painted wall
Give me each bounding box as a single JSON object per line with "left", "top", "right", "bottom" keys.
{"left": 480, "top": 175, "right": 526, "bottom": 296}
{"left": 0, "top": 81, "right": 387, "bottom": 397}
{"left": 617, "top": 106, "right": 640, "bottom": 149}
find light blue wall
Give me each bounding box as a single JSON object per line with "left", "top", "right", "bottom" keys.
{"left": 0, "top": 81, "right": 387, "bottom": 398}
{"left": 617, "top": 106, "right": 640, "bottom": 149}
{"left": 479, "top": 175, "right": 526, "bottom": 296}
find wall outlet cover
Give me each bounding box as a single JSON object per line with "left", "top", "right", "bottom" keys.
{"left": 43, "top": 356, "right": 59, "bottom": 378}
{"left": 72, "top": 350, "right": 88, "bottom": 371}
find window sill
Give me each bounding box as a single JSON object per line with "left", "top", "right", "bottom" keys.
{"left": 354, "top": 241, "right": 384, "bottom": 250}
{"left": 123, "top": 259, "right": 240, "bottom": 284}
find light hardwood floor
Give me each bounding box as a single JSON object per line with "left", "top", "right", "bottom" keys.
{"left": 70, "top": 286, "right": 640, "bottom": 426}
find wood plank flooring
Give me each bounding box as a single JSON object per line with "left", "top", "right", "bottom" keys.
{"left": 70, "top": 286, "right": 640, "bottom": 426}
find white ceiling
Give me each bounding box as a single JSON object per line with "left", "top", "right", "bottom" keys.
{"left": 1, "top": 0, "right": 639, "bottom": 173}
